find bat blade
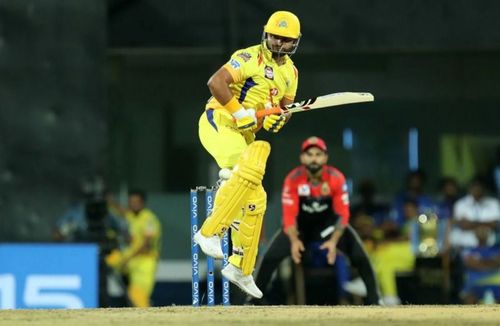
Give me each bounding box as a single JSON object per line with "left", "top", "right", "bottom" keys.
{"left": 284, "top": 92, "right": 374, "bottom": 114}
{"left": 256, "top": 92, "right": 374, "bottom": 118}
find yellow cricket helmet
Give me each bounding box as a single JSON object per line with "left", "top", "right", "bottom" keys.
{"left": 262, "top": 11, "right": 301, "bottom": 56}
{"left": 264, "top": 11, "right": 301, "bottom": 39}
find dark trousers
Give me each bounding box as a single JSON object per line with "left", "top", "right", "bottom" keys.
{"left": 253, "top": 225, "right": 381, "bottom": 304}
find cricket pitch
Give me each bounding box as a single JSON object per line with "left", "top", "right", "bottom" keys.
{"left": 0, "top": 305, "right": 498, "bottom": 326}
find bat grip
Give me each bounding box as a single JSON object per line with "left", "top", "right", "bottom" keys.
{"left": 256, "top": 107, "right": 283, "bottom": 119}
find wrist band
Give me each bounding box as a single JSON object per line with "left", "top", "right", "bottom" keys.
{"left": 223, "top": 96, "right": 241, "bottom": 113}
{"left": 231, "top": 108, "right": 247, "bottom": 120}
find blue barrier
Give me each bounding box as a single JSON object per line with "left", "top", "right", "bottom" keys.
{"left": 0, "top": 243, "right": 98, "bottom": 309}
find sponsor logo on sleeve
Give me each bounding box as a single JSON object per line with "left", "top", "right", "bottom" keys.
{"left": 229, "top": 59, "right": 241, "bottom": 69}
{"left": 298, "top": 184, "right": 310, "bottom": 196}
{"left": 237, "top": 52, "right": 252, "bottom": 62}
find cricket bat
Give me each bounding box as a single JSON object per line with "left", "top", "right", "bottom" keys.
{"left": 255, "top": 92, "right": 374, "bottom": 118}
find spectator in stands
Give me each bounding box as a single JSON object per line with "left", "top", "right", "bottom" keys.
{"left": 388, "top": 170, "right": 436, "bottom": 231}
{"left": 461, "top": 225, "right": 500, "bottom": 304}
{"left": 449, "top": 176, "right": 500, "bottom": 250}
{"left": 448, "top": 176, "right": 500, "bottom": 303}
{"left": 350, "top": 179, "right": 390, "bottom": 228}
{"left": 488, "top": 146, "right": 500, "bottom": 198}
{"left": 436, "top": 177, "right": 461, "bottom": 221}
{"left": 434, "top": 176, "right": 461, "bottom": 293}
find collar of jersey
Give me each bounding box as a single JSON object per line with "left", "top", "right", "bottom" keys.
{"left": 260, "top": 42, "right": 288, "bottom": 66}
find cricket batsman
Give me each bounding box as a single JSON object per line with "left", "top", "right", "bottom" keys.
{"left": 193, "top": 10, "right": 301, "bottom": 298}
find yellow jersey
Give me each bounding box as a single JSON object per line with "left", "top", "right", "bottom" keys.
{"left": 206, "top": 44, "right": 298, "bottom": 114}
{"left": 125, "top": 208, "right": 161, "bottom": 258}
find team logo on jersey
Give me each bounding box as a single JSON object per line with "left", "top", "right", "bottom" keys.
{"left": 264, "top": 66, "right": 274, "bottom": 80}
{"left": 229, "top": 59, "right": 241, "bottom": 69}
{"left": 321, "top": 182, "right": 331, "bottom": 196}
{"left": 270, "top": 88, "right": 279, "bottom": 96}
{"left": 237, "top": 52, "right": 252, "bottom": 62}
{"left": 248, "top": 204, "right": 256, "bottom": 211}
{"left": 302, "top": 201, "right": 329, "bottom": 213}
{"left": 298, "top": 184, "right": 310, "bottom": 196}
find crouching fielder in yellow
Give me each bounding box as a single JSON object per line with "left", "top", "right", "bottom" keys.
{"left": 193, "top": 10, "right": 301, "bottom": 298}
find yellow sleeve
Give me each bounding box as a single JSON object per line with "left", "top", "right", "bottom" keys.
{"left": 284, "top": 65, "right": 299, "bottom": 100}
{"left": 143, "top": 214, "right": 159, "bottom": 237}
{"left": 222, "top": 50, "right": 255, "bottom": 84}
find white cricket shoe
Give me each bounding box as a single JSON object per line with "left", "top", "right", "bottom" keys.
{"left": 193, "top": 231, "right": 224, "bottom": 259}
{"left": 381, "top": 296, "right": 401, "bottom": 306}
{"left": 221, "top": 263, "right": 263, "bottom": 299}
{"left": 343, "top": 277, "right": 367, "bottom": 297}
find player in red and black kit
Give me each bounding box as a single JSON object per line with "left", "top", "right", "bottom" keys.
{"left": 252, "top": 136, "right": 380, "bottom": 304}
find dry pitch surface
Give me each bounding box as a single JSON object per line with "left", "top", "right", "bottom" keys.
{"left": 1, "top": 305, "right": 499, "bottom": 326}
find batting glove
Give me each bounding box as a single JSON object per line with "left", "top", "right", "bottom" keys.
{"left": 233, "top": 108, "right": 257, "bottom": 131}
{"left": 263, "top": 114, "right": 286, "bottom": 133}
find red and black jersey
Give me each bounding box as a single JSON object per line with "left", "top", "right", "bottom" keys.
{"left": 281, "top": 165, "right": 350, "bottom": 242}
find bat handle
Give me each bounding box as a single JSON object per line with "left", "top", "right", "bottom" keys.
{"left": 256, "top": 107, "right": 284, "bottom": 119}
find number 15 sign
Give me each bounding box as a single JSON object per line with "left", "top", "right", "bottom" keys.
{"left": 0, "top": 244, "right": 98, "bottom": 309}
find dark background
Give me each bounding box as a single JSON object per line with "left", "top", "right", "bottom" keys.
{"left": 1, "top": 0, "right": 499, "bottom": 259}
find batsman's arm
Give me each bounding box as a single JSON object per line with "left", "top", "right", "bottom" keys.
{"left": 208, "top": 67, "right": 256, "bottom": 130}
{"left": 207, "top": 67, "right": 235, "bottom": 108}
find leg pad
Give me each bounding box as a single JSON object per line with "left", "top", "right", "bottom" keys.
{"left": 201, "top": 141, "right": 270, "bottom": 236}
